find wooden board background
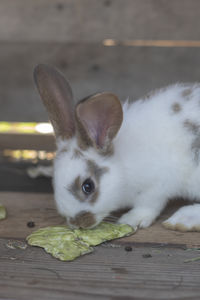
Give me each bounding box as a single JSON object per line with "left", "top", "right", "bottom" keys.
{"left": 0, "top": 0, "right": 200, "bottom": 123}
{"left": 1, "top": 45, "right": 200, "bottom": 122}
{"left": 1, "top": 0, "right": 200, "bottom": 42}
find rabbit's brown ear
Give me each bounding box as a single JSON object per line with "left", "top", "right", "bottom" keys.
{"left": 75, "top": 93, "right": 123, "bottom": 153}
{"left": 34, "top": 64, "right": 75, "bottom": 139}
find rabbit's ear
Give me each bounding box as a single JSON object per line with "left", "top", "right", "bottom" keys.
{"left": 75, "top": 93, "right": 123, "bottom": 152}
{"left": 34, "top": 64, "right": 75, "bottom": 139}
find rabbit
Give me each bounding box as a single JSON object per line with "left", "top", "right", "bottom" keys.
{"left": 34, "top": 63, "right": 200, "bottom": 231}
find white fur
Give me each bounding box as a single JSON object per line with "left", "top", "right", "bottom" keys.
{"left": 163, "top": 204, "right": 200, "bottom": 231}
{"left": 54, "top": 83, "right": 200, "bottom": 230}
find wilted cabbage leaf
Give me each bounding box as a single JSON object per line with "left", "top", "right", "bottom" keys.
{"left": 0, "top": 204, "right": 6, "bottom": 220}
{"left": 27, "top": 226, "right": 93, "bottom": 261}
{"left": 75, "top": 222, "right": 135, "bottom": 246}
{"left": 27, "top": 222, "right": 135, "bottom": 261}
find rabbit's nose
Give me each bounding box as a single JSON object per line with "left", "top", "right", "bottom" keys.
{"left": 69, "top": 211, "right": 97, "bottom": 229}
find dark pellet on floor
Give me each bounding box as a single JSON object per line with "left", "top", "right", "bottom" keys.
{"left": 125, "top": 246, "right": 133, "bottom": 252}
{"left": 27, "top": 221, "right": 35, "bottom": 228}
{"left": 142, "top": 253, "right": 152, "bottom": 258}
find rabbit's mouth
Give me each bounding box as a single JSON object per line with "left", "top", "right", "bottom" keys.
{"left": 68, "top": 211, "right": 98, "bottom": 229}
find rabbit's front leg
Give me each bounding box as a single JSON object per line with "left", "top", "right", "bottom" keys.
{"left": 118, "top": 188, "right": 168, "bottom": 228}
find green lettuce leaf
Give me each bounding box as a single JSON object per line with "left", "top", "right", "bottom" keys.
{"left": 0, "top": 204, "right": 6, "bottom": 220}
{"left": 27, "top": 222, "right": 135, "bottom": 261}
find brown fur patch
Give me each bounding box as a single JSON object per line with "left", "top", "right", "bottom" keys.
{"left": 87, "top": 160, "right": 109, "bottom": 204}
{"left": 184, "top": 119, "right": 200, "bottom": 163}
{"left": 67, "top": 160, "right": 109, "bottom": 204}
{"left": 57, "top": 147, "right": 68, "bottom": 156}
{"left": 182, "top": 88, "right": 192, "bottom": 99}
{"left": 192, "top": 136, "right": 200, "bottom": 163}
{"left": 144, "top": 86, "right": 167, "bottom": 100}
{"left": 72, "top": 149, "right": 83, "bottom": 159}
{"left": 90, "top": 190, "right": 100, "bottom": 204}
{"left": 69, "top": 211, "right": 96, "bottom": 228}
{"left": 183, "top": 119, "right": 199, "bottom": 134}
{"left": 171, "top": 102, "right": 182, "bottom": 113}
{"left": 87, "top": 160, "right": 109, "bottom": 180}
{"left": 67, "top": 176, "right": 84, "bottom": 202}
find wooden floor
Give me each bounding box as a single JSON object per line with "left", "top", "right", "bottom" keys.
{"left": 1, "top": 191, "right": 200, "bottom": 300}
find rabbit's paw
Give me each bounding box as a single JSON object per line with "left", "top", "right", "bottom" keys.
{"left": 118, "top": 207, "right": 157, "bottom": 229}
{"left": 163, "top": 204, "right": 200, "bottom": 232}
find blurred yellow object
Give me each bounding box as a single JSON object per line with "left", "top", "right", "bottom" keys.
{"left": 0, "top": 122, "right": 53, "bottom": 134}
{"left": 0, "top": 204, "right": 6, "bottom": 220}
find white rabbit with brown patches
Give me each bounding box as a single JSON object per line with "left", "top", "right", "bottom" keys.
{"left": 34, "top": 64, "right": 200, "bottom": 231}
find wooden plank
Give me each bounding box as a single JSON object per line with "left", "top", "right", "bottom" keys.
{"left": 0, "top": 133, "right": 55, "bottom": 151}
{"left": 0, "top": 192, "right": 64, "bottom": 239}
{"left": 1, "top": 240, "right": 200, "bottom": 300}
{"left": 0, "top": 192, "right": 200, "bottom": 248}
{"left": 1, "top": 43, "right": 200, "bottom": 121}
{"left": 0, "top": 192, "right": 123, "bottom": 238}
{"left": 1, "top": 0, "right": 200, "bottom": 42}
{"left": 1, "top": 192, "right": 200, "bottom": 299}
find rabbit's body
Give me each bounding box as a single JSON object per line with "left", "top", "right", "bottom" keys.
{"left": 34, "top": 64, "right": 200, "bottom": 231}
{"left": 113, "top": 84, "right": 200, "bottom": 229}
{"left": 118, "top": 84, "right": 200, "bottom": 204}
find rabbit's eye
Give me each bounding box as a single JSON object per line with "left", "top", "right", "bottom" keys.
{"left": 82, "top": 178, "right": 95, "bottom": 195}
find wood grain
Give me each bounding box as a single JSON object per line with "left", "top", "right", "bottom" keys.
{"left": 0, "top": 133, "right": 55, "bottom": 151}
{"left": 1, "top": 192, "right": 200, "bottom": 299}
{"left": 1, "top": 43, "right": 200, "bottom": 121}
{"left": 0, "top": 0, "right": 200, "bottom": 42}
{"left": 0, "top": 192, "right": 64, "bottom": 239}
{"left": 1, "top": 241, "right": 200, "bottom": 300}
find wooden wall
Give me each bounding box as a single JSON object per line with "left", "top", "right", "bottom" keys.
{"left": 1, "top": 0, "right": 200, "bottom": 122}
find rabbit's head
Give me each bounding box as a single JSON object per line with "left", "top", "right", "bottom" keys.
{"left": 34, "top": 64, "right": 123, "bottom": 228}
